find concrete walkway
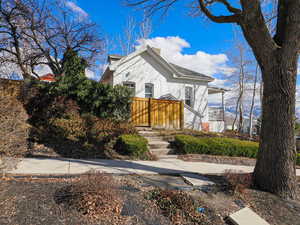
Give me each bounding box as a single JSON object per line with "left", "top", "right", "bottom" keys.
{"left": 3, "top": 157, "right": 300, "bottom": 176}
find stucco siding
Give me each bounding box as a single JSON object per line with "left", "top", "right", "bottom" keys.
{"left": 184, "top": 107, "right": 202, "bottom": 130}
{"left": 112, "top": 52, "right": 210, "bottom": 128}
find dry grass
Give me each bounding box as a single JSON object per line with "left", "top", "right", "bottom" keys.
{"left": 0, "top": 97, "right": 30, "bottom": 157}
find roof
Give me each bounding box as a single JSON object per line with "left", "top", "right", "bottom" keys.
{"left": 107, "top": 46, "right": 215, "bottom": 83}
{"left": 170, "top": 63, "right": 214, "bottom": 82}
{"left": 108, "top": 54, "right": 123, "bottom": 59}
{"left": 39, "top": 73, "right": 56, "bottom": 82}
{"left": 108, "top": 54, "right": 123, "bottom": 64}
{"left": 208, "top": 86, "right": 229, "bottom": 94}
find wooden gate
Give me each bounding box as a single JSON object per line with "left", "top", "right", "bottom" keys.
{"left": 131, "top": 97, "right": 184, "bottom": 129}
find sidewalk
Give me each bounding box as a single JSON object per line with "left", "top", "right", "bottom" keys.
{"left": 3, "top": 157, "right": 300, "bottom": 176}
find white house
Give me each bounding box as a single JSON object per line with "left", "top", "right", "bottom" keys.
{"left": 100, "top": 45, "right": 226, "bottom": 132}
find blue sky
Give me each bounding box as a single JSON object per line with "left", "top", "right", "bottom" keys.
{"left": 76, "top": 0, "right": 234, "bottom": 55}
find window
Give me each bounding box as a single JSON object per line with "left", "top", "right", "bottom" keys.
{"left": 145, "top": 83, "right": 154, "bottom": 98}
{"left": 123, "top": 81, "right": 136, "bottom": 96}
{"left": 185, "top": 86, "right": 193, "bottom": 107}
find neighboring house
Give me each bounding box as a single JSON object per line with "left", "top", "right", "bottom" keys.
{"left": 100, "top": 46, "right": 226, "bottom": 132}
{"left": 39, "top": 73, "right": 56, "bottom": 82}
{"left": 224, "top": 113, "right": 258, "bottom": 134}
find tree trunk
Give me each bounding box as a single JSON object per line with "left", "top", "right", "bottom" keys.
{"left": 253, "top": 54, "right": 298, "bottom": 200}
{"left": 238, "top": 102, "right": 243, "bottom": 133}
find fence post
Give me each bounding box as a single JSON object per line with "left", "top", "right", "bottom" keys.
{"left": 180, "top": 100, "right": 184, "bottom": 130}
{"left": 149, "top": 98, "right": 153, "bottom": 128}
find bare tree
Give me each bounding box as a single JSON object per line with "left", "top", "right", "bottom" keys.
{"left": 227, "top": 30, "right": 253, "bottom": 133}
{"left": 23, "top": 0, "right": 103, "bottom": 76}
{"left": 230, "top": 44, "right": 247, "bottom": 132}
{"left": 118, "top": 17, "right": 138, "bottom": 55}
{"left": 248, "top": 64, "right": 260, "bottom": 137}
{"left": 118, "top": 15, "right": 152, "bottom": 55}
{"left": 0, "top": 0, "right": 103, "bottom": 79}
{"left": 128, "top": 0, "right": 300, "bottom": 199}
{"left": 0, "top": 0, "right": 42, "bottom": 79}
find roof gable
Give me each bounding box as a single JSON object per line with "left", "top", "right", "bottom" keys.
{"left": 108, "top": 46, "right": 214, "bottom": 83}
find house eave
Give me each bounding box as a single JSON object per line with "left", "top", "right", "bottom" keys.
{"left": 208, "top": 86, "right": 229, "bottom": 94}
{"left": 146, "top": 46, "right": 214, "bottom": 82}
{"left": 107, "top": 45, "right": 214, "bottom": 83}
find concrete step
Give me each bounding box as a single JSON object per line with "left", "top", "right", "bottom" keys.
{"left": 148, "top": 141, "right": 170, "bottom": 149}
{"left": 158, "top": 155, "right": 179, "bottom": 160}
{"left": 161, "top": 136, "right": 175, "bottom": 142}
{"left": 138, "top": 131, "right": 161, "bottom": 137}
{"left": 136, "top": 127, "right": 152, "bottom": 131}
{"left": 150, "top": 148, "right": 175, "bottom": 156}
{"left": 145, "top": 136, "right": 165, "bottom": 142}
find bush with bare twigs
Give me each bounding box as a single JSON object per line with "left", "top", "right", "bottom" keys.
{"left": 54, "top": 173, "right": 124, "bottom": 222}
{"left": 146, "top": 189, "right": 222, "bottom": 225}
{"left": 224, "top": 170, "right": 253, "bottom": 194}
{"left": 0, "top": 97, "right": 30, "bottom": 157}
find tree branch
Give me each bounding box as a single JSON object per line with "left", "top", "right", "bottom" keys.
{"left": 206, "top": 0, "right": 241, "bottom": 14}
{"left": 197, "top": 0, "right": 241, "bottom": 23}
{"left": 238, "top": 0, "right": 277, "bottom": 66}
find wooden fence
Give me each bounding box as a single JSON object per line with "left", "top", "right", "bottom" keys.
{"left": 131, "top": 97, "right": 184, "bottom": 130}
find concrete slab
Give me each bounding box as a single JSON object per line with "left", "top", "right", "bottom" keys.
{"left": 228, "top": 207, "right": 269, "bottom": 225}
{"left": 8, "top": 158, "right": 71, "bottom": 175}
{"left": 5, "top": 157, "right": 300, "bottom": 176}
{"left": 136, "top": 175, "right": 193, "bottom": 190}
{"left": 180, "top": 173, "right": 215, "bottom": 187}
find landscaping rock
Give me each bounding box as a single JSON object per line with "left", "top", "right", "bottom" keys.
{"left": 228, "top": 207, "right": 270, "bottom": 225}
{"left": 180, "top": 173, "right": 215, "bottom": 189}
{"left": 137, "top": 175, "right": 193, "bottom": 190}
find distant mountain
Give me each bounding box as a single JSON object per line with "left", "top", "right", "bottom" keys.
{"left": 209, "top": 103, "right": 261, "bottom": 119}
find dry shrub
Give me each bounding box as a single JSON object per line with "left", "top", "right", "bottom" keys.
{"left": 224, "top": 170, "right": 253, "bottom": 194}
{"left": 87, "top": 115, "right": 137, "bottom": 140}
{"left": 50, "top": 113, "right": 86, "bottom": 141}
{"left": 146, "top": 189, "right": 216, "bottom": 225}
{"left": 55, "top": 173, "right": 123, "bottom": 221}
{"left": 0, "top": 78, "right": 22, "bottom": 97}
{"left": 0, "top": 97, "right": 29, "bottom": 157}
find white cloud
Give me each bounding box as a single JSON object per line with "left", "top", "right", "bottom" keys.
{"left": 65, "top": 1, "right": 88, "bottom": 19}
{"left": 136, "top": 36, "right": 235, "bottom": 77}
{"left": 209, "top": 78, "right": 229, "bottom": 88}
{"left": 85, "top": 69, "right": 96, "bottom": 79}
{"left": 35, "top": 64, "right": 52, "bottom": 76}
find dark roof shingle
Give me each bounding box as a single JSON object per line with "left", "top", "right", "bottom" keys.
{"left": 170, "top": 63, "right": 214, "bottom": 81}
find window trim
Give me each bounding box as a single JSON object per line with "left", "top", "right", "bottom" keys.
{"left": 123, "top": 81, "right": 136, "bottom": 96}
{"left": 185, "top": 86, "right": 194, "bottom": 107}
{"left": 145, "top": 83, "right": 154, "bottom": 98}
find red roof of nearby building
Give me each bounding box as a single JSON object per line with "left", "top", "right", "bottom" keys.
{"left": 39, "top": 73, "right": 56, "bottom": 82}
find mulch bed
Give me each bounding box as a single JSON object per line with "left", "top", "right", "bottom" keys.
{"left": 0, "top": 175, "right": 299, "bottom": 225}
